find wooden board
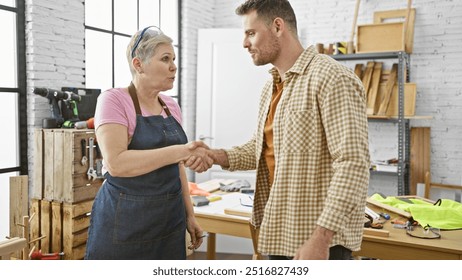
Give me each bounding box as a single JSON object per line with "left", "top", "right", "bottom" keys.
{"left": 367, "top": 62, "right": 383, "bottom": 115}
{"left": 376, "top": 64, "right": 398, "bottom": 115}
{"left": 363, "top": 228, "right": 390, "bottom": 237}
{"left": 366, "top": 197, "right": 412, "bottom": 219}
{"left": 361, "top": 61, "right": 375, "bottom": 95}
{"left": 385, "top": 83, "right": 417, "bottom": 116}
{"left": 9, "top": 175, "right": 28, "bottom": 259}
{"left": 32, "top": 130, "right": 44, "bottom": 199}
{"left": 374, "top": 8, "right": 416, "bottom": 54}
{"left": 354, "top": 64, "right": 363, "bottom": 79}
{"left": 357, "top": 22, "right": 405, "bottom": 53}
{"left": 410, "top": 127, "right": 431, "bottom": 195}
{"left": 224, "top": 208, "right": 252, "bottom": 218}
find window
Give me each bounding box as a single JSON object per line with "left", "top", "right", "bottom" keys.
{"left": 0, "top": 0, "right": 27, "bottom": 238}
{"left": 84, "top": 0, "right": 181, "bottom": 103}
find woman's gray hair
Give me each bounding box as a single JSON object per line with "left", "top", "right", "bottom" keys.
{"left": 126, "top": 28, "right": 173, "bottom": 76}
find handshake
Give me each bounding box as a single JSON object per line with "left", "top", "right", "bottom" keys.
{"left": 182, "top": 141, "right": 222, "bottom": 173}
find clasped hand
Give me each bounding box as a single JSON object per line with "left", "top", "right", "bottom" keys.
{"left": 184, "top": 141, "right": 214, "bottom": 173}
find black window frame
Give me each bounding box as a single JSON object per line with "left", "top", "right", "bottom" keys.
{"left": 84, "top": 0, "right": 182, "bottom": 105}
{"left": 0, "top": 0, "right": 28, "bottom": 175}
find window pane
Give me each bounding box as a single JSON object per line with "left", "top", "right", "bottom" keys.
{"left": 160, "top": 0, "right": 178, "bottom": 45}
{"left": 140, "top": 0, "right": 160, "bottom": 29}
{"left": 85, "top": 0, "right": 112, "bottom": 30}
{"left": 0, "top": 10, "right": 16, "bottom": 88}
{"left": 114, "top": 35, "right": 132, "bottom": 88}
{"left": 0, "top": 92, "right": 19, "bottom": 169}
{"left": 85, "top": 30, "right": 112, "bottom": 91}
{"left": 114, "top": 0, "right": 137, "bottom": 35}
{"left": 0, "top": 0, "right": 14, "bottom": 7}
{"left": 0, "top": 172, "right": 19, "bottom": 239}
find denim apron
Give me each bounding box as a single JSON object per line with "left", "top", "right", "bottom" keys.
{"left": 85, "top": 83, "right": 188, "bottom": 260}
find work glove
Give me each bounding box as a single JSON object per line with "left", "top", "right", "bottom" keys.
{"left": 219, "top": 180, "right": 251, "bottom": 192}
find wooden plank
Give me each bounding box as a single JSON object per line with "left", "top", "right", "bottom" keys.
{"left": 386, "top": 83, "right": 417, "bottom": 116}
{"left": 373, "top": 8, "right": 416, "bottom": 54}
{"left": 377, "top": 64, "right": 398, "bottom": 115}
{"left": 361, "top": 61, "right": 375, "bottom": 97}
{"left": 0, "top": 237, "right": 27, "bottom": 260}
{"left": 32, "top": 129, "right": 44, "bottom": 199}
{"left": 357, "top": 22, "right": 405, "bottom": 53}
{"left": 224, "top": 208, "right": 252, "bottom": 218}
{"left": 69, "top": 243, "right": 86, "bottom": 260}
{"left": 63, "top": 131, "right": 77, "bottom": 202}
{"left": 43, "top": 130, "right": 55, "bottom": 201}
{"left": 366, "top": 62, "right": 383, "bottom": 115}
{"left": 366, "top": 197, "right": 412, "bottom": 219}
{"left": 40, "top": 200, "right": 51, "bottom": 253}
{"left": 71, "top": 229, "right": 88, "bottom": 248}
{"left": 354, "top": 64, "right": 363, "bottom": 79}
{"left": 9, "top": 175, "right": 28, "bottom": 259}
{"left": 53, "top": 130, "right": 65, "bottom": 201}
{"left": 410, "top": 128, "right": 431, "bottom": 195}
{"left": 51, "top": 202, "right": 63, "bottom": 253}
{"left": 29, "top": 200, "right": 41, "bottom": 251}
{"left": 9, "top": 176, "right": 28, "bottom": 238}
{"left": 363, "top": 228, "right": 390, "bottom": 237}
{"left": 71, "top": 183, "right": 102, "bottom": 204}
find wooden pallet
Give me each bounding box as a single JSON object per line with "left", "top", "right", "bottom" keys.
{"left": 30, "top": 199, "right": 93, "bottom": 260}
{"left": 33, "top": 128, "right": 103, "bottom": 203}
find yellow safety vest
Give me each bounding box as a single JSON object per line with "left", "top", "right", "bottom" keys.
{"left": 370, "top": 194, "right": 462, "bottom": 230}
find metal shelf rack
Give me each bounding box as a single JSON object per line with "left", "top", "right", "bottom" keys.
{"left": 332, "top": 52, "right": 410, "bottom": 195}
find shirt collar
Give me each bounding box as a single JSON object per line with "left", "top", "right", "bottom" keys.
{"left": 268, "top": 45, "right": 317, "bottom": 82}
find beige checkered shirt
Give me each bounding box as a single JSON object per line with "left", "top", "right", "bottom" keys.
{"left": 226, "top": 46, "right": 370, "bottom": 256}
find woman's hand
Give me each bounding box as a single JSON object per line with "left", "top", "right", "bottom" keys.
{"left": 184, "top": 141, "right": 214, "bottom": 172}
{"left": 186, "top": 216, "right": 204, "bottom": 250}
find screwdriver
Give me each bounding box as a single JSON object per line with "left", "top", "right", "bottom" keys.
{"left": 379, "top": 212, "right": 390, "bottom": 220}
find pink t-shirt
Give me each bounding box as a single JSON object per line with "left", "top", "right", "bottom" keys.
{"left": 94, "top": 87, "right": 183, "bottom": 138}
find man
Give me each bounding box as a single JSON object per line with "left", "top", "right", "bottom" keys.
{"left": 190, "top": 0, "right": 370, "bottom": 260}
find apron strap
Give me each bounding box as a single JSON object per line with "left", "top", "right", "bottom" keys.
{"left": 128, "top": 82, "right": 142, "bottom": 115}
{"left": 128, "top": 82, "right": 172, "bottom": 116}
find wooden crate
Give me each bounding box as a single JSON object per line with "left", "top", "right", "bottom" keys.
{"left": 33, "top": 128, "right": 103, "bottom": 203}
{"left": 30, "top": 199, "right": 93, "bottom": 260}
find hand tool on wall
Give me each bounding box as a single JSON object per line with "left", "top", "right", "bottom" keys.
{"left": 80, "top": 139, "right": 87, "bottom": 166}
{"left": 87, "top": 137, "right": 98, "bottom": 180}
{"left": 95, "top": 141, "right": 104, "bottom": 178}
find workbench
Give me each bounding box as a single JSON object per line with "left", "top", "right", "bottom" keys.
{"left": 194, "top": 193, "right": 462, "bottom": 260}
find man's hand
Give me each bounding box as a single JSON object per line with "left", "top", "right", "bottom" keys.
{"left": 293, "top": 226, "right": 334, "bottom": 260}
{"left": 183, "top": 141, "right": 213, "bottom": 172}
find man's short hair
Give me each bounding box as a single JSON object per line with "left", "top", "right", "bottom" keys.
{"left": 235, "top": 0, "right": 298, "bottom": 34}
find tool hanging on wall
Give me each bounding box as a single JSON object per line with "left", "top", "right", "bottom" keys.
{"left": 87, "top": 137, "right": 98, "bottom": 181}
{"left": 80, "top": 139, "right": 87, "bottom": 166}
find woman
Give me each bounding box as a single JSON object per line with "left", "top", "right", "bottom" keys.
{"left": 85, "top": 26, "right": 210, "bottom": 259}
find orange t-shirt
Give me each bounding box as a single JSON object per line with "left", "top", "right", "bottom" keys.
{"left": 263, "top": 80, "right": 284, "bottom": 186}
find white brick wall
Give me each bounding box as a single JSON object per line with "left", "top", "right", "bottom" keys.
{"left": 25, "top": 0, "right": 85, "bottom": 190}
{"left": 25, "top": 0, "right": 462, "bottom": 195}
